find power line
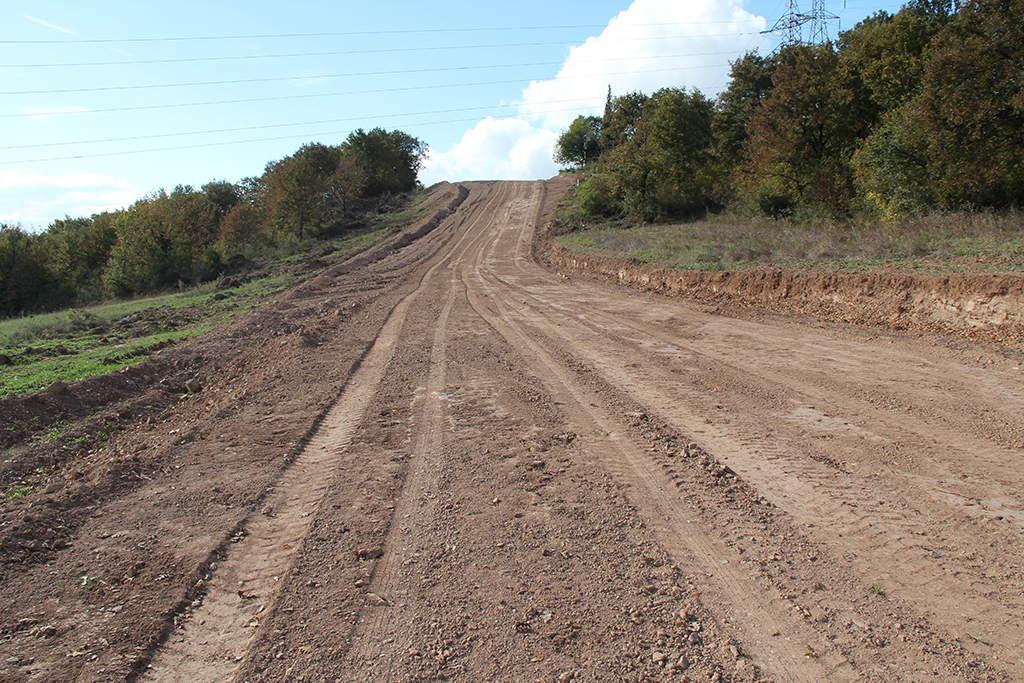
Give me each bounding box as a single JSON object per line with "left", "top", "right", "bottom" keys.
{"left": 1, "top": 36, "right": 751, "bottom": 69}
{"left": 0, "top": 104, "right": 613, "bottom": 165}
{"left": 3, "top": 58, "right": 733, "bottom": 120}
{"left": 2, "top": 49, "right": 752, "bottom": 96}
{"left": 0, "top": 98, "right": 608, "bottom": 151}
{"left": 0, "top": 21, "right": 768, "bottom": 45}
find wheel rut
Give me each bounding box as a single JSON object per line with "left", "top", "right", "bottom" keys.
{"left": 479, "top": 252, "right": 1024, "bottom": 677}
{"left": 459, "top": 188, "right": 839, "bottom": 683}
{"left": 139, "top": 187, "right": 488, "bottom": 682}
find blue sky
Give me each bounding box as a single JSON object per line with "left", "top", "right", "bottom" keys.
{"left": 1, "top": 0, "right": 905, "bottom": 229}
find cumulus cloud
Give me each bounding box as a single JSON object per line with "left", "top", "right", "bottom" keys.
{"left": 519, "top": 0, "right": 769, "bottom": 130}
{"left": 0, "top": 171, "right": 138, "bottom": 229}
{"left": 420, "top": 117, "right": 560, "bottom": 184}
{"left": 425, "top": 0, "right": 769, "bottom": 184}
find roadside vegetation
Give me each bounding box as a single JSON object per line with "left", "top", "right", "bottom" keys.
{"left": 553, "top": 0, "right": 1024, "bottom": 266}
{"left": 0, "top": 128, "right": 427, "bottom": 319}
{"left": 0, "top": 201, "right": 420, "bottom": 397}
{"left": 554, "top": 203, "right": 1024, "bottom": 274}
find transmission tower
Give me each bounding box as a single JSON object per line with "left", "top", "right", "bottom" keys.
{"left": 808, "top": 0, "right": 839, "bottom": 44}
{"left": 766, "top": 0, "right": 809, "bottom": 47}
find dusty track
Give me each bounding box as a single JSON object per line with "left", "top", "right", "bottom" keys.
{"left": 1, "top": 179, "right": 1022, "bottom": 682}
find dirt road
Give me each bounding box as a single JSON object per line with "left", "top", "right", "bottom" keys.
{"left": 2, "top": 179, "right": 1023, "bottom": 682}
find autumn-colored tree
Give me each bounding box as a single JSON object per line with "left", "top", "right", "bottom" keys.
{"left": 743, "top": 44, "right": 876, "bottom": 215}
{"left": 265, "top": 143, "right": 342, "bottom": 240}
{"left": 219, "top": 204, "right": 263, "bottom": 249}
{"left": 912, "top": 0, "right": 1024, "bottom": 208}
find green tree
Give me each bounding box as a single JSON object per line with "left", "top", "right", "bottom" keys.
{"left": 604, "top": 87, "right": 715, "bottom": 220}
{"left": 600, "top": 90, "right": 648, "bottom": 152}
{"left": 554, "top": 115, "right": 602, "bottom": 169}
{"left": 0, "top": 224, "right": 59, "bottom": 317}
{"left": 711, "top": 51, "right": 776, "bottom": 201}
{"left": 838, "top": 8, "right": 945, "bottom": 112}
{"left": 743, "top": 44, "right": 875, "bottom": 215}
{"left": 344, "top": 128, "right": 427, "bottom": 197}
{"left": 102, "top": 186, "right": 219, "bottom": 295}
{"left": 909, "top": 0, "right": 1024, "bottom": 207}
{"left": 202, "top": 180, "right": 241, "bottom": 224}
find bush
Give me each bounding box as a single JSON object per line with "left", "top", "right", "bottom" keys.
{"left": 577, "top": 175, "right": 619, "bottom": 217}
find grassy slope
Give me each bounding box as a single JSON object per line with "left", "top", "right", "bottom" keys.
{"left": 554, "top": 206, "right": 1024, "bottom": 275}
{"left": 0, "top": 197, "right": 431, "bottom": 398}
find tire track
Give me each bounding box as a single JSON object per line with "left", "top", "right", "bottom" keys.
{"left": 457, "top": 187, "right": 840, "bottom": 683}
{"left": 339, "top": 183, "right": 519, "bottom": 680}
{"left": 479, "top": 269, "right": 1024, "bottom": 676}
{"left": 140, "top": 188, "right": 487, "bottom": 683}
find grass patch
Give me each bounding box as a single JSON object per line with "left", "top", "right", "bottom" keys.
{"left": 554, "top": 209, "right": 1024, "bottom": 274}
{"left": 0, "top": 221, "right": 398, "bottom": 397}
{"left": 1, "top": 484, "right": 36, "bottom": 501}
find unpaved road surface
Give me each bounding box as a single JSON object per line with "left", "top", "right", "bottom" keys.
{"left": 2, "top": 179, "right": 1023, "bottom": 682}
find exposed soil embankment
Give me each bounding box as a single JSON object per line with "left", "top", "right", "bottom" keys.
{"left": 536, "top": 212, "right": 1024, "bottom": 349}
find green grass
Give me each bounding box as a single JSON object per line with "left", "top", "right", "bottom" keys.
{"left": 0, "top": 223, "right": 395, "bottom": 398}
{"left": 553, "top": 209, "right": 1024, "bottom": 274}
{"left": 1, "top": 484, "right": 36, "bottom": 500}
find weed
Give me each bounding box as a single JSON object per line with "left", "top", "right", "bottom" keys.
{"left": 554, "top": 207, "right": 1024, "bottom": 274}
{"left": 2, "top": 484, "right": 36, "bottom": 500}
{"left": 30, "top": 421, "right": 70, "bottom": 444}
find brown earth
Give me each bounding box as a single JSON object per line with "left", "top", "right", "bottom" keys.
{"left": 1, "top": 177, "right": 1022, "bottom": 682}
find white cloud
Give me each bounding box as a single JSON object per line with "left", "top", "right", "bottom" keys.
{"left": 420, "top": 117, "right": 560, "bottom": 184}
{"left": 422, "top": 0, "right": 770, "bottom": 184}
{"left": 519, "top": 0, "right": 770, "bottom": 130}
{"left": 21, "top": 15, "right": 75, "bottom": 34}
{"left": 0, "top": 171, "right": 138, "bottom": 229}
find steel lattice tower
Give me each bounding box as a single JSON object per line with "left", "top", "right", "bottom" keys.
{"left": 767, "top": 0, "right": 809, "bottom": 47}
{"left": 808, "top": 0, "right": 839, "bottom": 44}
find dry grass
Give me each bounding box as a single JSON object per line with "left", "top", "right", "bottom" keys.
{"left": 554, "top": 210, "right": 1024, "bottom": 274}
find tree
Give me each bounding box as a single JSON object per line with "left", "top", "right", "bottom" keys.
{"left": 344, "top": 128, "right": 427, "bottom": 197}
{"left": 202, "top": 180, "right": 241, "bottom": 224}
{"left": 711, "top": 51, "right": 776, "bottom": 201}
{"left": 219, "top": 204, "right": 263, "bottom": 249}
{"left": 600, "top": 90, "right": 648, "bottom": 152}
{"left": 265, "top": 143, "right": 342, "bottom": 240}
{"left": 743, "top": 44, "right": 875, "bottom": 215}
{"left": 603, "top": 88, "right": 715, "bottom": 220}
{"left": 908, "top": 0, "right": 1024, "bottom": 207}
{"left": 102, "top": 186, "right": 219, "bottom": 295}
{"left": 0, "top": 224, "right": 58, "bottom": 317}
{"left": 554, "top": 115, "right": 602, "bottom": 169}
{"left": 838, "top": 8, "right": 944, "bottom": 112}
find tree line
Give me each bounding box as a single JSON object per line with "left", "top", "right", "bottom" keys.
{"left": 0, "top": 128, "right": 426, "bottom": 318}
{"left": 555, "top": 0, "right": 1023, "bottom": 223}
